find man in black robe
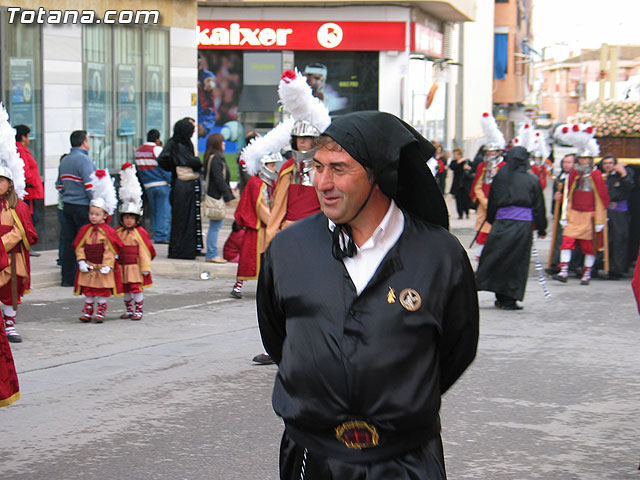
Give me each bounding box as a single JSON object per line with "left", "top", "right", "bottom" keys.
{"left": 257, "top": 111, "right": 479, "bottom": 480}
{"left": 476, "top": 146, "right": 547, "bottom": 310}
{"left": 600, "top": 155, "right": 634, "bottom": 279}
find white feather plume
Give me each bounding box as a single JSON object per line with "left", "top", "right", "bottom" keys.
{"left": 554, "top": 123, "right": 599, "bottom": 156}
{"left": 278, "top": 68, "right": 331, "bottom": 132}
{"left": 240, "top": 118, "right": 294, "bottom": 176}
{"left": 89, "top": 169, "right": 117, "bottom": 215}
{"left": 118, "top": 163, "right": 143, "bottom": 208}
{"left": 529, "top": 131, "right": 549, "bottom": 159}
{"left": 0, "top": 102, "right": 26, "bottom": 199}
{"left": 480, "top": 113, "right": 505, "bottom": 149}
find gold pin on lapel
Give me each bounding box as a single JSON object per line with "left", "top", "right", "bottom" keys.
{"left": 387, "top": 287, "right": 396, "bottom": 303}
{"left": 399, "top": 288, "right": 422, "bottom": 311}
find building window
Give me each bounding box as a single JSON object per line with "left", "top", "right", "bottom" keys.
{"left": 83, "top": 25, "right": 114, "bottom": 170}
{"left": 494, "top": 33, "right": 508, "bottom": 79}
{"left": 83, "top": 25, "right": 169, "bottom": 169}
{"left": 2, "top": 20, "right": 43, "bottom": 172}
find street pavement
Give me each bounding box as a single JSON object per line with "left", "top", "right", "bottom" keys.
{"left": 2, "top": 197, "right": 640, "bottom": 479}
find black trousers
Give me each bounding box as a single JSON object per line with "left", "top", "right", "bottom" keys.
{"left": 61, "top": 203, "right": 90, "bottom": 285}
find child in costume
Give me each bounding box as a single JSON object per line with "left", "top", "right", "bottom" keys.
{"left": 73, "top": 169, "right": 123, "bottom": 323}
{"left": 116, "top": 162, "right": 156, "bottom": 320}
{"left": 0, "top": 104, "right": 38, "bottom": 346}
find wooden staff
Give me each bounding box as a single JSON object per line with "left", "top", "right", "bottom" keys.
{"left": 548, "top": 189, "right": 561, "bottom": 268}
{"left": 10, "top": 252, "right": 17, "bottom": 310}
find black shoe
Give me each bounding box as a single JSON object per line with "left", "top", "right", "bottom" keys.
{"left": 552, "top": 274, "right": 568, "bottom": 283}
{"left": 61, "top": 281, "right": 74, "bottom": 287}
{"left": 30, "top": 251, "right": 41, "bottom": 257}
{"left": 580, "top": 279, "right": 590, "bottom": 286}
{"left": 494, "top": 300, "right": 503, "bottom": 309}
{"left": 545, "top": 267, "right": 559, "bottom": 275}
{"left": 501, "top": 303, "right": 523, "bottom": 310}
{"left": 230, "top": 289, "right": 242, "bottom": 299}
{"left": 252, "top": 353, "right": 275, "bottom": 365}
{"left": 195, "top": 252, "right": 205, "bottom": 257}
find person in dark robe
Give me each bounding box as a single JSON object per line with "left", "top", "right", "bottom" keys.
{"left": 257, "top": 111, "right": 478, "bottom": 480}
{"left": 448, "top": 147, "right": 474, "bottom": 219}
{"left": 600, "top": 155, "right": 634, "bottom": 279}
{"left": 476, "top": 146, "right": 547, "bottom": 310}
{"left": 157, "top": 119, "right": 203, "bottom": 259}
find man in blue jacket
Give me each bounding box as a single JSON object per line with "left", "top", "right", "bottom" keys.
{"left": 56, "top": 130, "right": 96, "bottom": 286}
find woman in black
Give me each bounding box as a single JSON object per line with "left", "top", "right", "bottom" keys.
{"left": 158, "top": 118, "right": 203, "bottom": 259}
{"left": 203, "top": 133, "right": 234, "bottom": 263}
{"left": 448, "top": 147, "right": 474, "bottom": 219}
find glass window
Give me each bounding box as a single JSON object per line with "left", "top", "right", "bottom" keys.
{"left": 144, "top": 29, "right": 169, "bottom": 144}
{"left": 83, "top": 25, "right": 113, "bottom": 169}
{"left": 2, "top": 20, "right": 43, "bottom": 172}
{"left": 114, "top": 27, "right": 142, "bottom": 168}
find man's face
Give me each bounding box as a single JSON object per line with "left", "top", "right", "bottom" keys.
{"left": 601, "top": 158, "right": 615, "bottom": 173}
{"left": 561, "top": 155, "right": 575, "bottom": 173}
{"left": 307, "top": 74, "right": 324, "bottom": 91}
{"left": 295, "top": 136, "right": 314, "bottom": 152}
{"left": 313, "top": 146, "right": 373, "bottom": 224}
{"left": 577, "top": 156, "right": 592, "bottom": 167}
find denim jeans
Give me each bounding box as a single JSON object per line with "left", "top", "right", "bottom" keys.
{"left": 61, "top": 203, "right": 90, "bottom": 285}
{"left": 146, "top": 185, "right": 171, "bottom": 242}
{"left": 205, "top": 218, "right": 224, "bottom": 259}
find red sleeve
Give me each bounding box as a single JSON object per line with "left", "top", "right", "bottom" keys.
{"left": 15, "top": 200, "right": 38, "bottom": 245}
{"left": 470, "top": 164, "right": 485, "bottom": 203}
{"left": 136, "top": 227, "right": 157, "bottom": 259}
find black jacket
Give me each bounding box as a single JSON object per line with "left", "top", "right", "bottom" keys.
{"left": 257, "top": 210, "right": 478, "bottom": 462}
{"left": 206, "top": 152, "right": 234, "bottom": 202}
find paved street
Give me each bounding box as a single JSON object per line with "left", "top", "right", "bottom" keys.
{"left": 2, "top": 217, "right": 640, "bottom": 479}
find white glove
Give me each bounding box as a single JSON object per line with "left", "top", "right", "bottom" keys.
{"left": 142, "top": 271, "right": 150, "bottom": 276}
{"left": 78, "top": 260, "right": 90, "bottom": 273}
{"left": 595, "top": 224, "right": 604, "bottom": 233}
{"left": 99, "top": 266, "right": 112, "bottom": 274}
{"left": 559, "top": 219, "right": 568, "bottom": 228}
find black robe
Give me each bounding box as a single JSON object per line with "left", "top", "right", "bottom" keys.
{"left": 257, "top": 210, "right": 478, "bottom": 479}
{"left": 476, "top": 148, "right": 547, "bottom": 301}
{"left": 158, "top": 139, "right": 203, "bottom": 259}
{"left": 605, "top": 170, "right": 634, "bottom": 275}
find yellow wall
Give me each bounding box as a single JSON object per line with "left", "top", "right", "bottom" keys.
{"left": 1, "top": 0, "right": 196, "bottom": 29}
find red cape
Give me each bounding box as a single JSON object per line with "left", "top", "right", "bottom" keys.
{"left": 632, "top": 249, "right": 640, "bottom": 316}
{"left": 234, "top": 176, "right": 266, "bottom": 279}
{"left": 0, "top": 201, "right": 38, "bottom": 286}
{"left": 531, "top": 164, "right": 548, "bottom": 190}
{"left": 470, "top": 161, "right": 505, "bottom": 203}
{"left": 234, "top": 176, "right": 265, "bottom": 231}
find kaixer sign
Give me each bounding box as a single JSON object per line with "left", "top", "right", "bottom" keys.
{"left": 197, "top": 21, "right": 405, "bottom": 51}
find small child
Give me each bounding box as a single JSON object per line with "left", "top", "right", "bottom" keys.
{"left": 116, "top": 163, "right": 156, "bottom": 320}
{"left": 0, "top": 104, "right": 38, "bottom": 346}
{"left": 73, "top": 169, "right": 123, "bottom": 323}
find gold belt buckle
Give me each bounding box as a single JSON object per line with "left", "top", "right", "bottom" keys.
{"left": 335, "top": 420, "right": 379, "bottom": 449}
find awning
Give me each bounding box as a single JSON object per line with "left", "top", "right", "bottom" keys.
{"left": 238, "top": 85, "right": 279, "bottom": 112}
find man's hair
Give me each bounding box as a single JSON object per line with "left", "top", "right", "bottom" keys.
{"left": 315, "top": 135, "right": 374, "bottom": 181}
{"left": 147, "top": 129, "right": 161, "bottom": 143}
{"left": 14, "top": 124, "right": 30, "bottom": 142}
{"left": 601, "top": 154, "right": 616, "bottom": 164}
{"left": 562, "top": 154, "right": 575, "bottom": 162}
{"left": 453, "top": 147, "right": 463, "bottom": 156}
{"left": 70, "top": 130, "right": 88, "bottom": 147}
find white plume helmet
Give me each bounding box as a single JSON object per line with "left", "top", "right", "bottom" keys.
{"left": 240, "top": 118, "right": 294, "bottom": 176}
{"left": 512, "top": 122, "right": 534, "bottom": 150}
{"left": 529, "top": 131, "right": 549, "bottom": 159}
{"left": 480, "top": 112, "right": 506, "bottom": 149}
{"left": 89, "top": 169, "right": 117, "bottom": 215}
{"left": 0, "top": 102, "right": 26, "bottom": 199}
{"left": 278, "top": 69, "right": 331, "bottom": 132}
{"left": 554, "top": 123, "right": 599, "bottom": 157}
{"left": 118, "top": 162, "right": 143, "bottom": 216}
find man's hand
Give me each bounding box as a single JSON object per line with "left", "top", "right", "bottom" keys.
{"left": 553, "top": 191, "right": 563, "bottom": 201}
{"left": 99, "top": 266, "right": 112, "bottom": 274}
{"left": 595, "top": 224, "right": 604, "bottom": 233}
{"left": 78, "top": 260, "right": 90, "bottom": 273}
{"left": 614, "top": 162, "right": 627, "bottom": 177}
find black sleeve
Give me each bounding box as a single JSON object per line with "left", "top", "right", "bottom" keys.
{"left": 532, "top": 180, "right": 548, "bottom": 236}
{"left": 157, "top": 141, "right": 173, "bottom": 171}
{"left": 256, "top": 246, "right": 287, "bottom": 365}
{"left": 439, "top": 246, "right": 479, "bottom": 394}
{"left": 212, "top": 155, "right": 235, "bottom": 202}
{"left": 486, "top": 178, "right": 504, "bottom": 224}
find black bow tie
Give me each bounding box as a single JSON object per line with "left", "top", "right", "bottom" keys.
{"left": 332, "top": 224, "right": 357, "bottom": 260}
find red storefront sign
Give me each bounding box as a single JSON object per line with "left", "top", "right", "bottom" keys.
{"left": 197, "top": 21, "right": 405, "bottom": 51}
{"left": 410, "top": 23, "right": 443, "bottom": 58}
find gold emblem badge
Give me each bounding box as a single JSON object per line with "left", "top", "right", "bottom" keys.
{"left": 399, "top": 288, "right": 422, "bottom": 311}
{"left": 335, "top": 420, "right": 379, "bottom": 449}
{"left": 387, "top": 287, "right": 396, "bottom": 303}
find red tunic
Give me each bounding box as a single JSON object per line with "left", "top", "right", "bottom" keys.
{"left": 531, "top": 164, "right": 548, "bottom": 190}
{"left": 73, "top": 223, "right": 124, "bottom": 297}
{"left": 116, "top": 226, "right": 156, "bottom": 293}
{"left": 234, "top": 176, "right": 269, "bottom": 280}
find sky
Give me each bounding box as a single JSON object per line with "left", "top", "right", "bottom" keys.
{"left": 531, "top": 0, "right": 640, "bottom": 58}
